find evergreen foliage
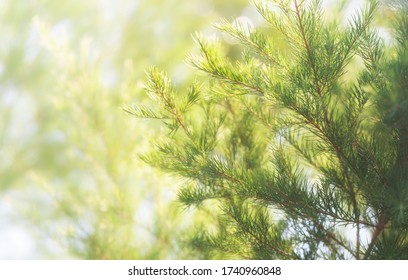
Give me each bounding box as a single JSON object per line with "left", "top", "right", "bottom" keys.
{"left": 131, "top": 0, "right": 408, "bottom": 259}
{"left": 0, "top": 0, "right": 250, "bottom": 259}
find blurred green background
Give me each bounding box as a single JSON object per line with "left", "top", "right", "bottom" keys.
{"left": 0, "top": 0, "right": 253, "bottom": 259}
{"left": 0, "top": 0, "right": 393, "bottom": 259}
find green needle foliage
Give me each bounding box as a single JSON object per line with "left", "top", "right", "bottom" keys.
{"left": 0, "top": 0, "right": 250, "bottom": 259}
{"left": 130, "top": 0, "right": 408, "bottom": 259}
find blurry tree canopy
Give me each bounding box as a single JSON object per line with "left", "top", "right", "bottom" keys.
{"left": 0, "top": 0, "right": 250, "bottom": 259}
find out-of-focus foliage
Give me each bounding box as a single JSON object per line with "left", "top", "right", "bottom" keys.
{"left": 0, "top": 0, "right": 251, "bottom": 259}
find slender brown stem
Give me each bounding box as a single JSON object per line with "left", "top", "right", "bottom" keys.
{"left": 293, "top": 0, "right": 322, "bottom": 96}
{"left": 363, "top": 213, "right": 388, "bottom": 259}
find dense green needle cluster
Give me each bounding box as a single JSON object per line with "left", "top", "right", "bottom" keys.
{"left": 128, "top": 0, "right": 408, "bottom": 259}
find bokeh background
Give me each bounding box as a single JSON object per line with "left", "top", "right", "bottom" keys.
{"left": 0, "top": 0, "right": 393, "bottom": 259}
{"left": 0, "top": 0, "right": 257, "bottom": 259}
